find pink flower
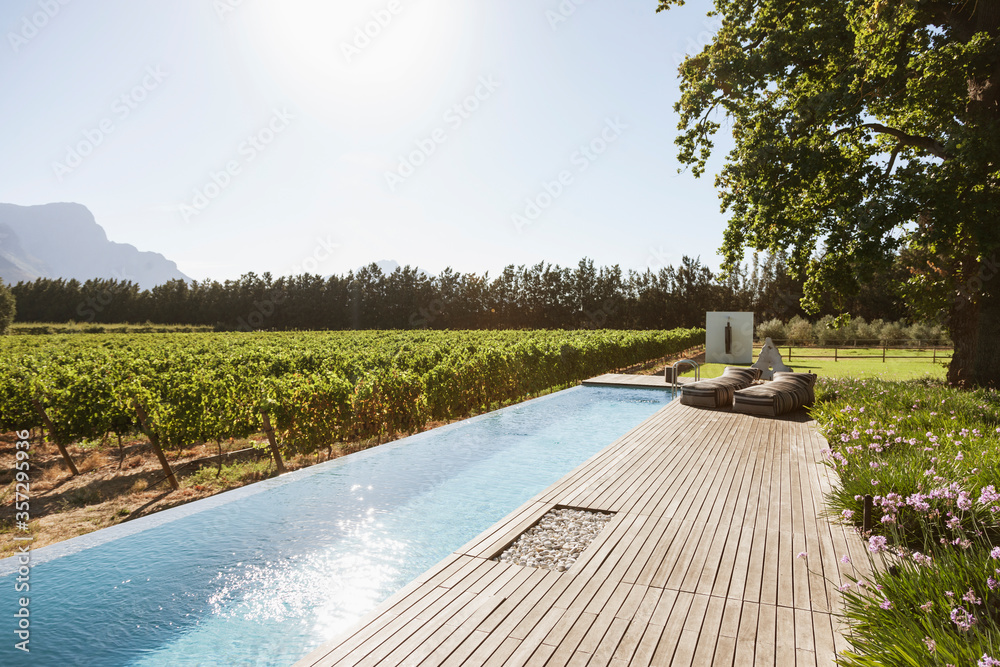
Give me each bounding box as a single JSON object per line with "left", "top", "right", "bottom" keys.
{"left": 958, "top": 491, "right": 972, "bottom": 511}
{"left": 979, "top": 655, "right": 1000, "bottom": 667}
{"left": 796, "top": 552, "right": 808, "bottom": 559}
{"left": 923, "top": 637, "right": 936, "bottom": 653}
{"left": 991, "top": 546, "right": 1000, "bottom": 559}
{"left": 879, "top": 598, "right": 892, "bottom": 610}
{"left": 920, "top": 601, "right": 933, "bottom": 612}
{"left": 950, "top": 606, "right": 976, "bottom": 631}
{"left": 840, "top": 554, "right": 851, "bottom": 564}
{"left": 868, "top": 535, "right": 888, "bottom": 553}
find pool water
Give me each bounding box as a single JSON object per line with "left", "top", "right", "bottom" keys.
{"left": 0, "top": 386, "right": 671, "bottom": 666}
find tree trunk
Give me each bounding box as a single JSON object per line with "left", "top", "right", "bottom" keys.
{"left": 948, "top": 265, "right": 1000, "bottom": 387}
{"left": 133, "top": 400, "right": 180, "bottom": 491}
{"left": 30, "top": 398, "right": 79, "bottom": 476}
{"left": 260, "top": 413, "right": 287, "bottom": 474}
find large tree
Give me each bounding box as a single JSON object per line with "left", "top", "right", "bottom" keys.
{"left": 658, "top": 0, "right": 1000, "bottom": 386}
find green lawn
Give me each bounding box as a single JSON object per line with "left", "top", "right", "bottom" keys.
{"left": 677, "top": 354, "right": 949, "bottom": 382}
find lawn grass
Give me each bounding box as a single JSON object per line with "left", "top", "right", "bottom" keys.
{"left": 682, "top": 356, "right": 948, "bottom": 381}
{"left": 808, "top": 376, "right": 1000, "bottom": 665}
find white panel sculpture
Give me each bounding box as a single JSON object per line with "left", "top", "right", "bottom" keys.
{"left": 752, "top": 337, "right": 793, "bottom": 380}
{"left": 705, "top": 312, "right": 754, "bottom": 364}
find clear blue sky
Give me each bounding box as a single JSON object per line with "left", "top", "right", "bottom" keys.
{"left": 1, "top": 0, "right": 733, "bottom": 282}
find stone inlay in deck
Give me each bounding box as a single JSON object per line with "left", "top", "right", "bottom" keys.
{"left": 296, "top": 395, "right": 866, "bottom": 666}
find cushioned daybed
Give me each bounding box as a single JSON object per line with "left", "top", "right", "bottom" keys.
{"left": 732, "top": 371, "right": 817, "bottom": 417}
{"left": 679, "top": 366, "right": 762, "bottom": 409}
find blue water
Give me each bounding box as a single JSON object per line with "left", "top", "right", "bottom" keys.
{"left": 0, "top": 386, "right": 670, "bottom": 666}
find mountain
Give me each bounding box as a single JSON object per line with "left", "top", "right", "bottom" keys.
{"left": 0, "top": 203, "right": 190, "bottom": 290}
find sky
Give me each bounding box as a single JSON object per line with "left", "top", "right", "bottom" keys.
{"left": 0, "top": 0, "right": 734, "bottom": 283}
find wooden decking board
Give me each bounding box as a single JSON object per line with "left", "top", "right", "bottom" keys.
{"left": 774, "top": 605, "right": 796, "bottom": 665}
{"left": 725, "top": 423, "right": 771, "bottom": 602}
{"left": 680, "top": 420, "right": 758, "bottom": 594}
{"left": 297, "top": 400, "right": 867, "bottom": 667}
{"left": 777, "top": 422, "right": 797, "bottom": 609}
{"left": 505, "top": 606, "right": 567, "bottom": 664}
{"left": 702, "top": 425, "right": 761, "bottom": 598}
{"left": 792, "top": 424, "right": 829, "bottom": 614}
{"left": 417, "top": 595, "right": 509, "bottom": 665}
{"left": 746, "top": 419, "right": 779, "bottom": 606}
{"left": 544, "top": 611, "right": 599, "bottom": 665}
{"left": 621, "top": 515, "right": 674, "bottom": 586}
{"left": 580, "top": 373, "right": 684, "bottom": 389}
{"left": 457, "top": 502, "right": 551, "bottom": 559}
{"left": 308, "top": 559, "right": 474, "bottom": 667}
{"left": 555, "top": 419, "right": 679, "bottom": 511}
{"left": 692, "top": 594, "right": 728, "bottom": 664}
{"left": 629, "top": 623, "right": 666, "bottom": 667}
{"left": 521, "top": 640, "right": 557, "bottom": 667}
{"left": 648, "top": 590, "right": 694, "bottom": 664}
{"left": 327, "top": 586, "right": 453, "bottom": 666}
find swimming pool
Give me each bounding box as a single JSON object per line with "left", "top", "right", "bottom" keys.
{"left": 0, "top": 386, "right": 671, "bottom": 666}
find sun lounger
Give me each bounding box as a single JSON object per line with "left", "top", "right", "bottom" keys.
{"left": 732, "top": 371, "right": 817, "bottom": 417}
{"left": 679, "top": 366, "right": 762, "bottom": 408}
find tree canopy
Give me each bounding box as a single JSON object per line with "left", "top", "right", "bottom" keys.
{"left": 11, "top": 255, "right": 846, "bottom": 331}
{"left": 0, "top": 279, "right": 14, "bottom": 335}
{"left": 657, "top": 0, "right": 1000, "bottom": 385}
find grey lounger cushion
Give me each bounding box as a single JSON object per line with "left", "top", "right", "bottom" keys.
{"left": 680, "top": 366, "right": 762, "bottom": 409}
{"left": 732, "top": 372, "right": 817, "bottom": 417}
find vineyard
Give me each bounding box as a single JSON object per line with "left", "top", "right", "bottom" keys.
{"left": 0, "top": 329, "right": 702, "bottom": 484}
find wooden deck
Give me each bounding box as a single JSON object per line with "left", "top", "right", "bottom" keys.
{"left": 581, "top": 373, "right": 694, "bottom": 389}
{"left": 296, "top": 400, "right": 866, "bottom": 666}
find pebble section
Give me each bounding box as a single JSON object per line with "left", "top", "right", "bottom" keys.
{"left": 493, "top": 508, "right": 615, "bottom": 573}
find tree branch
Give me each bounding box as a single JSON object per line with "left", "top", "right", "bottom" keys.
{"left": 832, "top": 122, "right": 951, "bottom": 160}
{"left": 885, "top": 143, "right": 902, "bottom": 177}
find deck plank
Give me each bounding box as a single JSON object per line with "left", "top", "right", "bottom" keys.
{"left": 296, "top": 396, "right": 865, "bottom": 667}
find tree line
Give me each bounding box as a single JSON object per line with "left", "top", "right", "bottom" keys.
{"left": 7, "top": 253, "right": 910, "bottom": 331}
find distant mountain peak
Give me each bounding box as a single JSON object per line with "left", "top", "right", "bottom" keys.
{"left": 0, "top": 202, "right": 189, "bottom": 289}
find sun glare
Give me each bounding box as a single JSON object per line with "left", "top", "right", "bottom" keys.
{"left": 247, "top": 0, "right": 469, "bottom": 126}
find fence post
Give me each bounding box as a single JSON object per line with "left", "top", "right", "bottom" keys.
{"left": 834, "top": 347, "right": 838, "bottom": 362}
{"left": 933, "top": 347, "right": 936, "bottom": 363}
{"left": 882, "top": 345, "right": 887, "bottom": 362}
{"left": 788, "top": 346, "right": 792, "bottom": 361}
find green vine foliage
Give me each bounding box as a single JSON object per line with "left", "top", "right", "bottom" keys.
{"left": 0, "top": 329, "right": 703, "bottom": 455}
